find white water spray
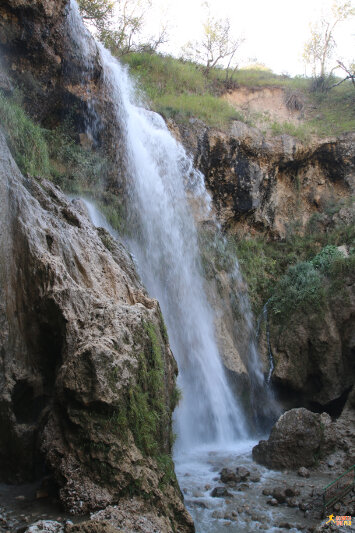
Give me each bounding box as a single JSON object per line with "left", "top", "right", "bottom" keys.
{"left": 67, "top": 0, "right": 250, "bottom": 452}
{"left": 98, "top": 46, "right": 248, "bottom": 450}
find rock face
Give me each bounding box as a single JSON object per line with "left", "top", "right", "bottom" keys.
{"left": 265, "top": 280, "right": 355, "bottom": 409}
{"left": 174, "top": 120, "right": 355, "bottom": 238}
{"left": 252, "top": 408, "right": 336, "bottom": 470}
{"left": 0, "top": 131, "right": 193, "bottom": 531}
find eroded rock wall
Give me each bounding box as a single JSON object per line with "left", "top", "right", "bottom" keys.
{"left": 172, "top": 120, "right": 355, "bottom": 238}
{"left": 0, "top": 131, "right": 193, "bottom": 531}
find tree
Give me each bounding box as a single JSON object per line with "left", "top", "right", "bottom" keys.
{"left": 78, "top": 0, "right": 167, "bottom": 57}
{"left": 78, "top": 0, "right": 114, "bottom": 32}
{"left": 330, "top": 59, "right": 355, "bottom": 88}
{"left": 303, "top": 1, "right": 355, "bottom": 79}
{"left": 183, "top": 5, "right": 243, "bottom": 78}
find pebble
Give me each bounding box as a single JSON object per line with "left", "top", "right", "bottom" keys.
{"left": 297, "top": 467, "right": 310, "bottom": 478}
{"left": 267, "top": 498, "right": 278, "bottom": 506}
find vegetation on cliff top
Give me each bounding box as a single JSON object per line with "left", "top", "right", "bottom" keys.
{"left": 121, "top": 51, "right": 355, "bottom": 138}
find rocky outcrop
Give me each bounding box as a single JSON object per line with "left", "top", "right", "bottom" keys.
{"left": 173, "top": 120, "right": 355, "bottom": 238}
{"left": 252, "top": 408, "right": 336, "bottom": 470}
{"left": 260, "top": 274, "right": 355, "bottom": 410}
{"left": 0, "top": 131, "right": 193, "bottom": 531}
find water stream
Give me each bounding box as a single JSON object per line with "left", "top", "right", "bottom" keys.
{"left": 67, "top": 1, "right": 277, "bottom": 529}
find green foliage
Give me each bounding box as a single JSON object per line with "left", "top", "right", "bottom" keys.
{"left": 156, "top": 93, "right": 240, "bottom": 128}
{"left": 123, "top": 50, "right": 355, "bottom": 137}
{"left": 311, "top": 244, "right": 343, "bottom": 271}
{"left": 157, "top": 453, "right": 176, "bottom": 488}
{"left": 0, "top": 92, "right": 51, "bottom": 177}
{"left": 270, "top": 261, "right": 325, "bottom": 319}
{"left": 126, "top": 322, "right": 168, "bottom": 456}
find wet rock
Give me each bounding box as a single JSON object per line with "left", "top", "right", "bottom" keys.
{"left": 219, "top": 467, "right": 239, "bottom": 483}
{"left": 286, "top": 497, "right": 299, "bottom": 507}
{"left": 286, "top": 486, "right": 300, "bottom": 497}
{"left": 237, "top": 483, "right": 249, "bottom": 491}
{"left": 272, "top": 487, "right": 287, "bottom": 503}
{"left": 211, "top": 510, "right": 224, "bottom": 519}
{"left": 278, "top": 523, "right": 292, "bottom": 530}
{"left": 249, "top": 472, "right": 261, "bottom": 483}
{"left": 25, "top": 521, "right": 64, "bottom": 533}
{"left": 236, "top": 466, "right": 250, "bottom": 480}
{"left": 298, "top": 467, "right": 310, "bottom": 478}
{"left": 299, "top": 502, "right": 309, "bottom": 511}
{"left": 262, "top": 488, "right": 272, "bottom": 496}
{"left": 267, "top": 498, "right": 278, "bottom": 506}
{"left": 253, "top": 408, "right": 336, "bottom": 470}
{"left": 211, "top": 486, "right": 232, "bottom": 498}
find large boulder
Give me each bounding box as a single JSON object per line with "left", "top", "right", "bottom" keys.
{"left": 0, "top": 131, "right": 193, "bottom": 532}
{"left": 252, "top": 408, "right": 336, "bottom": 470}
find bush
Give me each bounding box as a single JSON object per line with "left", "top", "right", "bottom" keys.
{"left": 270, "top": 261, "right": 324, "bottom": 320}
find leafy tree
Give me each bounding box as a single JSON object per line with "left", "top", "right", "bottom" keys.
{"left": 303, "top": 0, "right": 355, "bottom": 79}
{"left": 78, "top": 0, "right": 167, "bottom": 57}
{"left": 78, "top": 0, "right": 114, "bottom": 32}
{"left": 183, "top": 4, "right": 243, "bottom": 78}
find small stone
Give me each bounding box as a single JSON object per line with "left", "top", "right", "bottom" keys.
{"left": 220, "top": 467, "right": 239, "bottom": 483}
{"left": 262, "top": 488, "right": 272, "bottom": 496}
{"left": 267, "top": 498, "right": 278, "bottom": 506}
{"left": 204, "top": 484, "right": 211, "bottom": 490}
{"left": 211, "top": 486, "right": 232, "bottom": 498}
{"left": 278, "top": 523, "right": 291, "bottom": 529}
{"left": 250, "top": 472, "right": 261, "bottom": 482}
{"left": 297, "top": 467, "right": 310, "bottom": 478}
{"left": 212, "top": 510, "right": 224, "bottom": 519}
{"left": 286, "top": 497, "right": 299, "bottom": 507}
{"left": 272, "top": 487, "right": 286, "bottom": 503}
{"left": 299, "top": 501, "right": 309, "bottom": 511}
{"left": 236, "top": 466, "right": 250, "bottom": 480}
{"left": 285, "top": 486, "right": 296, "bottom": 497}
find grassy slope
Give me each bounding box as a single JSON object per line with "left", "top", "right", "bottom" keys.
{"left": 122, "top": 52, "right": 355, "bottom": 139}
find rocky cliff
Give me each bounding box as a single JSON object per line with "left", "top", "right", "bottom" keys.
{"left": 172, "top": 119, "right": 355, "bottom": 239}
{"left": 0, "top": 130, "right": 193, "bottom": 531}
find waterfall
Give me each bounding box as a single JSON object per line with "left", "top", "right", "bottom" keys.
{"left": 66, "top": 0, "right": 256, "bottom": 451}
{"left": 98, "top": 46, "right": 248, "bottom": 449}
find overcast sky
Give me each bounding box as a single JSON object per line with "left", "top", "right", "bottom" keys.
{"left": 146, "top": 0, "right": 355, "bottom": 75}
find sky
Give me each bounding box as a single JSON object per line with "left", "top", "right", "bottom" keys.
{"left": 145, "top": 0, "right": 355, "bottom": 75}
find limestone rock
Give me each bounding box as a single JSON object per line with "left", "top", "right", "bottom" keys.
{"left": 252, "top": 408, "right": 337, "bottom": 470}
{"left": 0, "top": 131, "right": 193, "bottom": 531}
{"left": 174, "top": 120, "right": 355, "bottom": 239}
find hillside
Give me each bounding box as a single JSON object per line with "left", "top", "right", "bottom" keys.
{"left": 123, "top": 52, "right": 355, "bottom": 140}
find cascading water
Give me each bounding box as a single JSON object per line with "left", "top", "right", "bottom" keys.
{"left": 66, "top": 3, "right": 279, "bottom": 530}
{"left": 97, "top": 44, "right": 248, "bottom": 449}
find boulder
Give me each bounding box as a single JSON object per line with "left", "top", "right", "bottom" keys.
{"left": 252, "top": 408, "right": 336, "bottom": 470}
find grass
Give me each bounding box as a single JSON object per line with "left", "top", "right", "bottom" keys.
{"left": 123, "top": 51, "right": 355, "bottom": 137}
{"left": 155, "top": 93, "right": 241, "bottom": 129}
{"left": 0, "top": 91, "right": 51, "bottom": 177}
{"left": 0, "top": 91, "right": 127, "bottom": 230}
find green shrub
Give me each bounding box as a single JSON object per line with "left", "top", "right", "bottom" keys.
{"left": 270, "top": 261, "right": 324, "bottom": 320}
{"left": 0, "top": 92, "right": 51, "bottom": 176}
{"left": 311, "top": 245, "right": 344, "bottom": 272}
